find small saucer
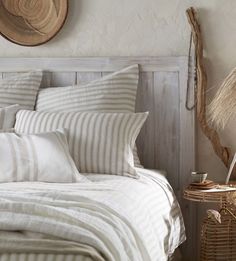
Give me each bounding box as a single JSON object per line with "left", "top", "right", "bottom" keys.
{"left": 189, "top": 180, "right": 219, "bottom": 190}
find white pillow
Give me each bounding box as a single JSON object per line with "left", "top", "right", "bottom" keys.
{"left": 36, "top": 64, "right": 143, "bottom": 167}
{"left": 0, "top": 129, "right": 86, "bottom": 183}
{"left": 15, "top": 110, "right": 148, "bottom": 177}
{"left": 0, "top": 71, "right": 42, "bottom": 110}
{"left": 0, "top": 104, "right": 20, "bottom": 130}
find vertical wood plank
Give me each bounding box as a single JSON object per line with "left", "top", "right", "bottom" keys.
{"left": 2, "top": 72, "right": 20, "bottom": 78}
{"left": 50, "top": 72, "right": 77, "bottom": 86}
{"left": 153, "top": 71, "right": 179, "bottom": 189}
{"left": 137, "top": 71, "right": 180, "bottom": 190}
{"left": 76, "top": 72, "right": 102, "bottom": 85}
{"left": 136, "top": 72, "right": 155, "bottom": 167}
{"left": 40, "top": 72, "right": 51, "bottom": 88}
{"left": 101, "top": 72, "right": 110, "bottom": 77}
{"left": 178, "top": 58, "right": 197, "bottom": 261}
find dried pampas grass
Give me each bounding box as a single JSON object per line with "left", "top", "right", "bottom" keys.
{"left": 208, "top": 67, "right": 236, "bottom": 129}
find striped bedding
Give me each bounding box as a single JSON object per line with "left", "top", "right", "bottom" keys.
{"left": 36, "top": 65, "right": 142, "bottom": 168}
{"left": 0, "top": 130, "right": 85, "bottom": 183}
{"left": 0, "top": 169, "right": 185, "bottom": 261}
{"left": 36, "top": 65, "right": 138, "bottom": 113}
{"left": 0, "top": 255, "right": 93, "bottom": 261}
{"left": 0, "top": 71, "right": 42, "bottom": 110}
{"left": 15, "top": 110, "right": 148, "bottom": 177}
{"left": 0, "top": 105, "right": 20, "bottom": 130}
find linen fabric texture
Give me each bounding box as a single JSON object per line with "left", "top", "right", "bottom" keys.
{"left": 36, "top": 64, "right": 143, "bottom": 167}
{"left": 15, "top": 110, "right": 148, "bottom": 177}
{"left": 0, "top": 129, "right": 84, "bottom": 183}
{"left": 0, "top": 128, "right": 14, "bottom": 133}
{"left": 0, "top": 169, "right": 185, "bottom": 261}
{"left": 0, "top": 104, "right": 20, "bottom": 130}
{"left": 0, "top": 71, "right": 42, "bottom": 110}
{"left": 36, "top": 65, "right": 138, "bottom": 112}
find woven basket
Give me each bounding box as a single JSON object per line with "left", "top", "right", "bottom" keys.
{"left": 201, "top": 207, "right": 236, "bottom": 261}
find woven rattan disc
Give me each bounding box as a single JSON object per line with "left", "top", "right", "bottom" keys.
{"left": 0, "top": 0, "right": 68, "bottom": 46}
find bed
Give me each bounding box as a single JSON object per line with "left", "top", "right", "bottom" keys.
{"left": 0, "top": 169, "right": 184, "bottom": 261}
{"left": 0, "top": 57, "right": 195, "bottom": 261}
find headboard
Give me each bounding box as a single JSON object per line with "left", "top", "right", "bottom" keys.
{"left": 0, "top": 57, "right": 196, "bottom": 259}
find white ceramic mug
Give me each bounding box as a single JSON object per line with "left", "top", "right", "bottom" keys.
{"left": 191, "top": 171, "right": 208, "bottom": 183}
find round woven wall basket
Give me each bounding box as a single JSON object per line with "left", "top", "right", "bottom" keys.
{"left": 0, "top": 0, "right": 68, "bottom": 46}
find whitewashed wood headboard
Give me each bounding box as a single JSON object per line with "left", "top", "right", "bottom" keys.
{"left": 0, "top": 56, "right": 196, "bottom": 260}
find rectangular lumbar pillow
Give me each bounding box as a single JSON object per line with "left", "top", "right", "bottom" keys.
{"left": 0, "top": 129, "right": 86, "bottom": 183}
{"left": 36, "top": 64, "right": 143, "bottom": 167}
{"left": 0, "top": 71, "right": 42, "bottom": 110}
{"left": 0, "top": 104, "right": 20, "bottom": 130}
{"left": 15, "top": 110, "right": 148, "bottom": 177}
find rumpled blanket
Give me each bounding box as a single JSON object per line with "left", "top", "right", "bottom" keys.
{"left": 0, "top": 169, "right": 185, "bottom": 261}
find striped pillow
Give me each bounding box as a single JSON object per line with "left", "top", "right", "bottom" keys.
{"left": 36, "top": 65, "right": 138, "bottom": 112}
{"left": 0, "top": 129, "right": 86, "bottom": 183}
{"left": 15, "top": 110, "right": 148, "bottom": 177}
{"left": 0, "top": 105, "right": 20, "bottom": 130}
{"left": 36, "top": 65, "right": 143, "bottom": 167}
{"left": 0, "top": 129, "right": 14, "bottom": 133}
{"left": 0, "top": 71, "right": 42, "bottom": 110}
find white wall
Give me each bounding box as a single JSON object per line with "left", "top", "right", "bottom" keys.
{"left": 0, "top": 0, "right": 235, "bottom": 182}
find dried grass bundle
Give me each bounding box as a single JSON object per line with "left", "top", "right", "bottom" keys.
{"left": 208, "top": 67, "right": 236, "bottom": 129}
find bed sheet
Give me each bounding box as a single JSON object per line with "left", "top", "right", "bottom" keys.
{"left": 0, "top": 168, "right": 185, "bottom": 261}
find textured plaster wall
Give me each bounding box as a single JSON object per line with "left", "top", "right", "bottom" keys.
{"left": 0, "top": 0, "right": 235, "bottom": 182}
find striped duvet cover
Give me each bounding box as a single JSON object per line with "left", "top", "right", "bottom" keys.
{"left": 0, "top": 169, "right": 185, "bottom": 261}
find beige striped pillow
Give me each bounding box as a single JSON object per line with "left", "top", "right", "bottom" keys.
{"left": 0, "top": 129, "right": 86, "bottom": 183}
{"left": 0, "top": 71, "right": 42, "bottom": 110}
{"left": 0, "top": 105, "right": 20, "bottom": 130}
{"left": 0, "top": 128, "right": 14, "bottom": 133}
{"left": 36, "top": 65, "right": 143, "bottom": 167}
{"left": 15, "top": 110, "right": 148, "bottom": 177}
{"left": 36, "top": 65, "right": 138, "bottom": 112}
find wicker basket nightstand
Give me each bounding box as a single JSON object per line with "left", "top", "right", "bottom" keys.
{"left": 184, "top": 186, "right": 236, "bottom": 261}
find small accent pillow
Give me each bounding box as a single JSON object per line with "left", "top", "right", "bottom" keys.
{"left": 0, "top": 71, "right": 42, "bottom": 110}
{"left": 0, "top": 129, "right": 86, "bottom": 183}
{"left": 0, "top": 104, "right": 20, "bottom": 130}
{"left": 36, "top": 64, "right": 143, "bottom": 167}
{"left": 15, "top": 110, "right": 148, "bottom": 177}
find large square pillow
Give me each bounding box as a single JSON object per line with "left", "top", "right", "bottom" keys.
{"left": 0, "top": 104, "right": 20, "bottom": 130}
{"left": 36, "top": 65, "right": 138, "bottom": 112}
{"left": 0, "top": 71, "right": 42, "bottom": 110}
{"left": 36, "top": 64, "right": 143, "bottom": 167}
{"left": 0, "top": 129, "right": 86, "bottom": 183}
{"left": 15, "top": 110, "right": 148, "bottom": 177}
